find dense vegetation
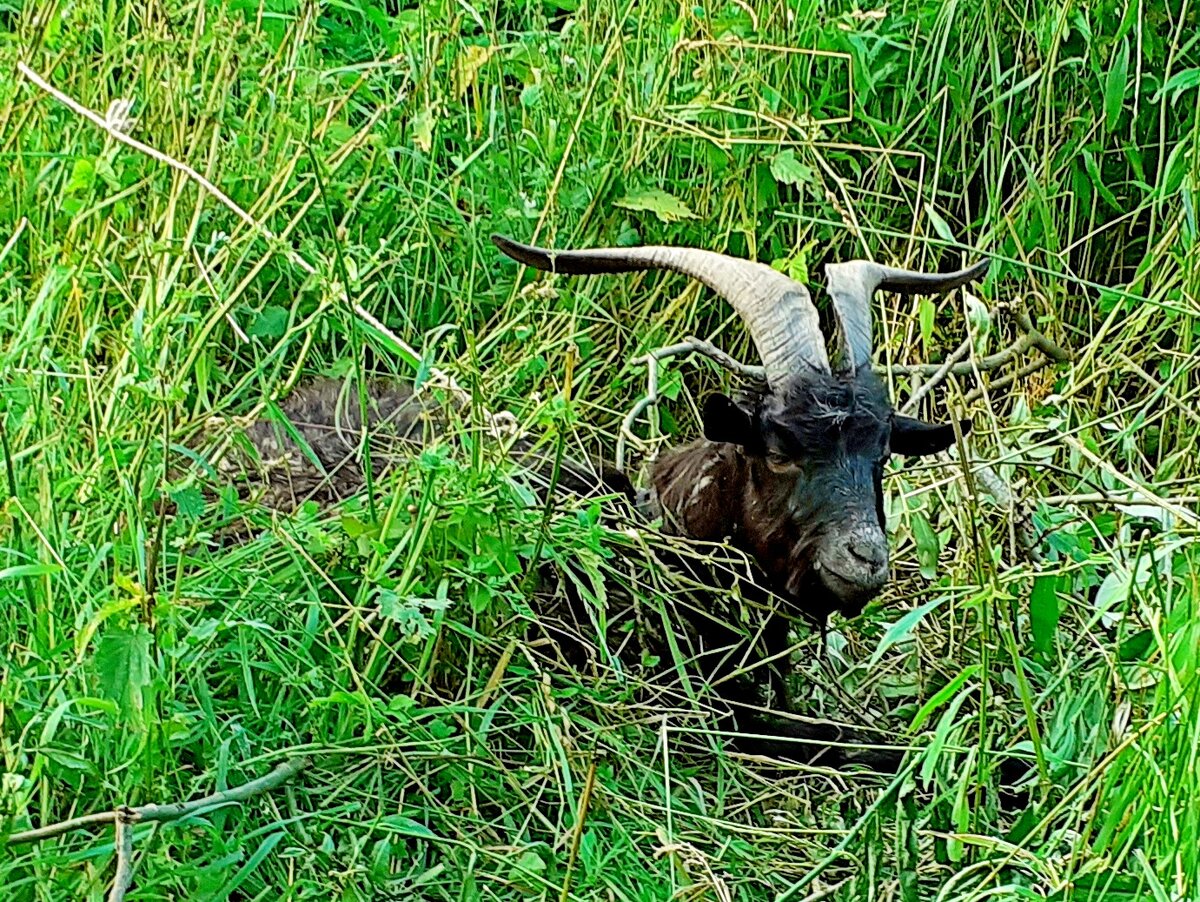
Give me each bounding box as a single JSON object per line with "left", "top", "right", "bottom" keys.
{"left": 1, "top": 0, "right": 1197, "bottom": 899}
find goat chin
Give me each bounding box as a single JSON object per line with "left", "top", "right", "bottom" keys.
{"left": 205, "top": 376, "right": 902, "bottom": 771}
{"left": 810, "top": 564, "right": 884, "bottom": 619}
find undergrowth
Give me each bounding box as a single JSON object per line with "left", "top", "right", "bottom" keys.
{"left": 1, "top": 0, "right": 1198, "bottom": 900}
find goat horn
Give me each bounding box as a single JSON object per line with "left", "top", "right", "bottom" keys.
{"left": 824, "top": 257, "right": 991, "bottom": 373}
{"left": 492, "top": 234, "right": 830, "bottom": 384}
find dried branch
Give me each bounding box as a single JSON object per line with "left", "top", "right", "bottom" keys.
{"left": 895, "top": 303, "right": 1071, "bottom": 414}
{"left": 7, "top": 756, "right": 309, "bottom": 899}
{"left": 16, "top": 62, "right": 294, "bottom": 265}
{"left": 6, "top": 756, "right": 310, "bottom": 846}
{"left": 636, "top": 337, "right": 768, "bottom": 382}
{"left": 899, "top": 336, "right": 973, "bottom": 414}
{"left": 108, "top": 809, "right": 136, "bottom": 902}
{"left": 617, "top": 336, "right": 766, "bottom": 470}
{"left": 962, "top": 355, "right": 1054, "bottom": 406}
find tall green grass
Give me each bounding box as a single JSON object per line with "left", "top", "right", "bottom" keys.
{"left": 1, "top": 0, "right": 1197, "bottom": 899}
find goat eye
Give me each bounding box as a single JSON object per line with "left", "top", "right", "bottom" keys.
{"left": 765, "top": 450, "right": 798, "bottom": 472}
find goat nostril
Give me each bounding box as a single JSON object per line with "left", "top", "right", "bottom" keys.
{"left": 848, "top": 540, "right": 885, "bottom": 571}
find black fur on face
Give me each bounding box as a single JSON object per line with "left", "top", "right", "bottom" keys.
{"left": 700, "top": 369, "right": 964, "bottom": 621}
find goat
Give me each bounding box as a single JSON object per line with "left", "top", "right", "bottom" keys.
{"left": 219, "top": 235, "right": 988, "bottom": 767}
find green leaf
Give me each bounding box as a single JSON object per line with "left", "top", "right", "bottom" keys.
{"left": 918, "top": 297, "right": 935, "bottom": 347}
{"left": 411, "top": 106, "right": 436, "bottom": 153}
{"left": 64, "top": 158, "right": 95, "bottom": 195}
{"left": 379, "top": 815, "right": 440, "bottom": 840}
{"left": 248, "top": 305, "right": 289, "bottom": 339}
{"left": 207, "top": 831, "right": 286, "bottom": 902}
{"left": 925, "top": 205, "right": 956, "bottom": 244}
{"left": 769, "top": 149, "right": 815, "bottom": 187}
{"left": 1152, "top": 66, "right": 1200, "bottom": 106}
{"left": 170, "top": 485, "right": 206, "bottom": 521}
{"left": 869, "top": 596, "right": 948, "bottom": 667}
{"left": 1158, "top": 139, "right": 1191, "bottom": 199}
{"left": 1117, "top": 628, "right": 1153, "bottom": 662}
{"left": 909, "top": 664, "right": 980, "bottom": 732}
{"left": 519, "top": 83, "right": 542, "bottom": 107}
{"left": 1029, "top": 573, "right": 1060, "bottom": 656}
{"left": 1081, "top": 148, "right": 1121, "bottom": 211}
{"left": 910, "top": 512, "right": 940, "bottom": 579}
{"left": 508, "top": 848, "right": 549, "bottom": 891}
{"left": 1094, "top": 566, "right": 1131, "bottom": 611}
{"left": 785, "top": 251, "right": 809, "bottom": 284}
{"left": 614, "top": 188, "right": 696, "bottom": 223}
{"left": 375, "top": 588, "right": 403, "bottom": 619}
{"left": 94, "top": 156, "right": 121, "bottom": 192}
{"left": 1103, "top": 37, "right": 1129, "bottom": 132}
{"left": 93, "top": 624, "right": 153, "bottom": 725}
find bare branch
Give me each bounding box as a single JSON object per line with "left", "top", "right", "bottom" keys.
{"left": 962, "top": 355, "right": 1057, "bottom": 406}
{"left": 636, "top": 337, "right": 767, "bottom": 382}
{"left": 108, "top": 809, "right": 136, "bottom": 902}
{"left": 899, "top": 336, "right": 973, "bottom": 415}
{"left": 618, "top": 336, "right": 766, "bottom": 470}
{"left": 16, "top": 62, "right": 302, "bottom": 268}
{"left": 1013, "top": 308, "right": 1072, "bottom": 362}
{"left": 6, "top": 756, "right": 310, "bottom": 845}
{"left": 895, "top": 303, "right": 1071, "bottom": 413}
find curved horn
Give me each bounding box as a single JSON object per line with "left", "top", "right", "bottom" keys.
{"left": 492, "top": 234, "right": 830, "bottom": 384}
{"left": 824, "top": 257, "right": 990, "bottom": 373}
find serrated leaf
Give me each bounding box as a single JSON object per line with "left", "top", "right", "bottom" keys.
{"left": 769, "top": 149, "right": 815, "bottom": 187}
{"left": 614, "top": 188, "right": 696, "bottom": 223}
{"left": 1104, "top": 38, "right": 1130, "bottom": 132}
{"left": 65, "top": 158, "right": 95, "bottom": 195}
{"left": 376, "top": 587, "right": 403, "bottom": 619}
{"left": 171, "top": 485, "right": 206, "bottom": 521}
{"left": 248, "top": 305, "right": 289, "bottom": 339}
{"left": 1029, "top": 573, "right": 1059, "bottom": 656}
{"left": 93, "top": 624, "right": 153, "bottom": 725}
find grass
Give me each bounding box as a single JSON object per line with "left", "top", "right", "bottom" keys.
{"left": 1, "top": 0, "right": 1198, "bottom": 899}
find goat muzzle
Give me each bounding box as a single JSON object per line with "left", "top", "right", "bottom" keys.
{"left": 811, "top": 526, "right": 889, "bottom": 617}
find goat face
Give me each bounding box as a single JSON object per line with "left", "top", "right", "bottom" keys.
{"left": 491, "top": 234, "right": 988, "bottom": 623}
{"left": 702, "top": 369, "right": 963, "bottom": 621}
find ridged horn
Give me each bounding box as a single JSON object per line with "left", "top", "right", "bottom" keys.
{"left": 492, "top": 234, "right": 830, "bottom": 385}
{"left": 824, "top": 257, "right": 991, "bottom": 373}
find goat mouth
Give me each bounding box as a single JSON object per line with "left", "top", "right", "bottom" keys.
{"left": 813, "top": 562, "right": 883, "bottom": 615}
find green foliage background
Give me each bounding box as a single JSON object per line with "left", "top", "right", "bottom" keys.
{"left": 0, "top": 0, "right": 1197, "bottom": 899}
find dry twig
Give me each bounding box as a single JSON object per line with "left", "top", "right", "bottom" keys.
{"left": 617, "top": 336, "right": 764, "bottom": 470}
{"left": 897, "top": 304, "right": 1071, "bottom": 414}
{"left": 6, "top": 757, "right": 310, "bottom": 900}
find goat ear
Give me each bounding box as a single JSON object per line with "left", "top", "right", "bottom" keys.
{"left": 702, "top": 394, "right": 759, "bottom": 448}
{"left": 891, "top": 415, "right": 971, "bottom": 457}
